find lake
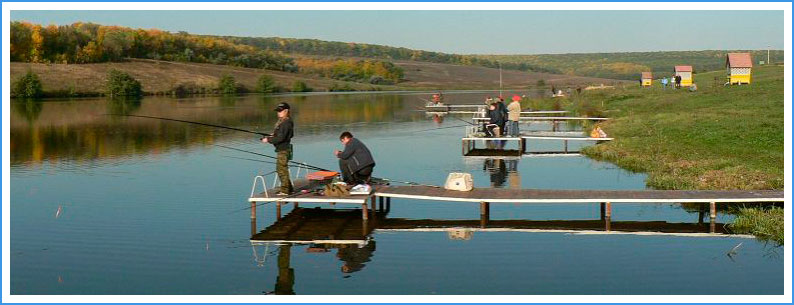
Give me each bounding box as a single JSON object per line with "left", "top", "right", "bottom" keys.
{"left": 10, "top": 92, "right": 782, "bottom": 295}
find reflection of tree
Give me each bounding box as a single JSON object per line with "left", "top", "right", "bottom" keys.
{"left": 106, "top": 97, "right": 142, "bottom": 116}
{"left": 11, "top": 94, "right": 413, "bottom": 165}
{"left": 337, "top": 241, "right": 376, "bottom": 274}
{"left": 12, "top": 99, "right": 43, "bottom": 123}
{"left": 219, "top": 95, "right": 237, "bottom": 107}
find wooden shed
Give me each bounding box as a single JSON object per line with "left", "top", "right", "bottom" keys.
{"left": 641, "top": 72, "right": 653, "bottom": 87}
{"left": 726, "top": 53, "right": 752, "bottom": 85}
{"left": 674, "top": 66, "right": 693, "bottom": 87}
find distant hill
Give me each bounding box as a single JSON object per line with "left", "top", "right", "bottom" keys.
{"left": 215, "top": 35, "right": 783, "bottom": 80}
{"left": 475, "top": 51, "right": 784, "bottom": 80}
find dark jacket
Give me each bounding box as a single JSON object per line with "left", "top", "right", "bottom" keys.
{"left": 487, "top": 107, "right": 506, "bottom": 127}
{"left": 496, "top": 102, "right": 508, "bottom": 125}
{"left": 338, "top": 137, "right": 375, "bottom": 173}
{"left": 267, "top": 117, "right": 294, "bottom": 152}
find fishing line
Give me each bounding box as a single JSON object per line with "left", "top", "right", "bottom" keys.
{"left": 106, "top": 114, "right": 271, "bottom": 137}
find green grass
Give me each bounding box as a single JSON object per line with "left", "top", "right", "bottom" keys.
{"left": 578, "top": 65, "right": 783, "bottom": 190}
{"left": 729, "top": 207, "right": 784, "bottom": 246}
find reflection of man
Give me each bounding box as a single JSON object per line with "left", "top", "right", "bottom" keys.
{"left": 275, "top": 245, "right": 295, "bottom": 295}
{"left": 506, "top": 159, "right": 521, "bottom": 189}
{"left": 483, "top": 159, "right": 507, "bottom": 187}
{"left": 337, "top": 241, "right": 376, "bottom": 274}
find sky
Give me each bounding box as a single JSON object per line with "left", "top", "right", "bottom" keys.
{"left": 10, "top": 10, "right": 784, "bottom": 55}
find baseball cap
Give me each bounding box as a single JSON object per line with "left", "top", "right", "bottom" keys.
{"left": 274, "top": 102, "right": 290, "bottom": 112}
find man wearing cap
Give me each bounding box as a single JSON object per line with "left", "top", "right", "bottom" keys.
{"left": 261, "top": 102, "right": 294, "bottom": 195}
{"left": 507, "top": 95, "right": 522, "bottom": 137}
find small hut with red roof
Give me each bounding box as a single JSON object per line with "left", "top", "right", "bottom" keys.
{"left": 674, "top": 65, "right": 693, "bottom": 87}
{"left": 726, "top": 53, "right": 753, "bottom": 85}
{"left": 640, "top": 72, "right": 653, "bottom": 87}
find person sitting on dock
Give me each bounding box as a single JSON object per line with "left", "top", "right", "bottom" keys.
{"left": 507, "top": 95, "right": 522, "bottom": 137}
{"left": 261, "top": 102, "right": 294, "bottom": 195}
{"left": 484, "top": 102, "right": 505, "bottom": 138}
{"left": 335, "top": 132, "right": 376, "bottom": 186}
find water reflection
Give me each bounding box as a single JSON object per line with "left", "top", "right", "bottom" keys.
{"left": 10, "top": 94, "right": 417, "bottom": 166}
{"left": 251, "top": 207, "right": 737, "bottom": 294}
{"left": 483, "top": 158, "right": 521, "bottom": 188}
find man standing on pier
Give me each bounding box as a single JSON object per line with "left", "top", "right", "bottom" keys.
{"left": 507, "top": 95, "right": 522, "bottom": 137}
{"left": 261, "top": 102, "right": 294, "bottom": 195}
{"left": 335, "top": 131, "right": 376, "bottom": 186}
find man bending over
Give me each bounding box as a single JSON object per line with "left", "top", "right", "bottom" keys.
{"left": 334, "top": 132, "right": 376, "bottom": 185}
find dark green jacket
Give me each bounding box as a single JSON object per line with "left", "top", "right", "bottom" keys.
{"left": 267, "top": 117, "right": 294, "bottom": 152}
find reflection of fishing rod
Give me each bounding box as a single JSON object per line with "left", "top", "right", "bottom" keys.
{"left": 106, "top": 114, "right": 271, "bottom": 137}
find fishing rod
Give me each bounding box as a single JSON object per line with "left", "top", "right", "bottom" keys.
{"left": 214, "top": 144, "right": 331, "bottom": 172}
{"left": 412, "top": 123, "right": 473, "bottom": 133}
{"left": 218, "top": 144, "right": 441, "bottom": 189}
{"left": 106, "top": 114, "right": 271, "bottom": 137}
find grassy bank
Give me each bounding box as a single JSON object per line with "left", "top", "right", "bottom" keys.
{"left": 567, "top": 65, "right": 783, "bottom": 243}
{"left": 580, "top": 65, "right": 783, "bottom": 190}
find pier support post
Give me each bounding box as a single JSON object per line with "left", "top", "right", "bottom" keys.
{"left": 480, "top": 202, "right": 490, "bottom": 228}
{"left": 709, "top": 202, "right": 716, "bottom": 219}
{"left": 564, "top": 140, "right": 568, "bottom": 153}
{"left": 276, "top": 202, "right": 282, "bottom": 220}
{"left": 379, "top": 197, "right": 384, "bottom": 211}
{"left": 386, "top": 197, "right": 391, "bottom": 212}
{"left": 250, "top": 201, "right": 257, "bottom": 220}
{"left": 462, "top": 139, "right": 466, "bottom": 155}
{"left": 251, "top": 217, "right": 257, "bottom": 236}
{"left": 602, "top": 202, "right": 611, "bottom": 218}
{"left": 293, "top": 202, "right": 299, "bottom": 209}
{"left": 361, "top": 202, "right": 369, "bottom": 220}
{"left": 605, "top": 216, "right": 611, "bottom": 232}
{"left": 371, "top": 196, "right": 377, "bottom": 214}
{"left": 698, "top": 203, "right": 705, "bottom": 224}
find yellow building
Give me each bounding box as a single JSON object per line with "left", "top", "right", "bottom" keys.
{"left": 674, "top": 66, "right": 693, "bottom": 86}
{"left": 641, "top": 72, "right": 653, "bottom": 87}
{"left": 726, "top": 53, "right": 752, "bottom": 85}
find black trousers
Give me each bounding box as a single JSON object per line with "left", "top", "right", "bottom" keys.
{"left": 339, "top": 159, "right": 374, "bottom": 185}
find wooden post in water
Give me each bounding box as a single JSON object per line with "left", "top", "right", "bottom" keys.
{"left": 709, "top": 201, "right": 716, "bottom": 233}
{"left": 520, "top": 138, "right": 526, "bottom": 154}
{"left": 293, "top": 202, "right": 299, "bottom": 209}
{"left": 386, "top": 197, "right": 391, "bottom": 212}
{"left": 379, "top": 197, "right": 384, "bottom": 211}
{"left": 361, "top": 202, "right": 369, "bottom": 220}
{"left": 604, "top": 202, "right": 612, "bottom": 218}
{"left": 605, "top": 216, "right": 611, "bottom": 232}
{"left": 250, "top": 217, "right": 257, "bottom": 236}
{"left": 480, "top": 202, "right": 490, "bottom": 228}
{"left": 250, "top": 202, "right": 257, "bottom": 220}
{"left": 371, "top": 196, "right": 377, "bottom": 214}
{"left": 564, "top": 140, "right": 568, "bottom": 153}
{"left": 276, "top": 202, "right": 282, "bottom": 220}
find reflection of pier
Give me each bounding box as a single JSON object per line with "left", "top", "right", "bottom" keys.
{"left": 249, "top": 206, "right": 747, "bottom": 293}
{"left": 461, "top": 135, "right": 613, "bottom": 156}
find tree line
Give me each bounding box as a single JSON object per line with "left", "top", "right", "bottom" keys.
{"left": 218, "top": 36, "right": 558, "bottom": 74}
{"left": 10, "top": 21, "right": 297, "bottom": 71}
{"left": 295, "top": 57, "right": 403, "bottom": 84}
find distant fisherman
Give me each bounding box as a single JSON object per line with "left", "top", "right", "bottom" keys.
{"left": 507, "top": 95, "right": 522, "bottom": 137}
{"left": 261, "top": 102, "right": 294, "bottom": 195}
{"left": 335, "top": 132, "right": 376, "bottom": 186}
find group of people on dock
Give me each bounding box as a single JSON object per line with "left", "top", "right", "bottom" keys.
{"left": 260, "top": 102, "right": 376, "bottom": 195}
{"left": 483, "top": 95, "right": 522, "bottom": 138}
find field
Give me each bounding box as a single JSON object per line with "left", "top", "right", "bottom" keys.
{"left": 10, "top": 58, "right": 624, "bottom": 96}
{"left": 580, "top": 65, "right": 783, "bottom": 191}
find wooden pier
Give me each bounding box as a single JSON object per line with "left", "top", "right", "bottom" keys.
{"left": 461, "top": 135, "right": 612, "bottom": 155}
{"left": 472, "top": 116, "right": 610, "bottom": 122}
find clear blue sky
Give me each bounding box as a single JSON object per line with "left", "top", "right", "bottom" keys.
{"left": 11, "top": 10, "right": 784, "bottom": 54}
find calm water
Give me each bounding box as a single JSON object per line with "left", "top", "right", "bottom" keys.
{"left": 10, "top": 92, "right": 782, "bottom": 294}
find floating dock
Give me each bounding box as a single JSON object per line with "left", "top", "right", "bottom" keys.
{"left": 472, "top": 116, "right": 609, "bottom": 122}
{"left": 461, "top": 135, "right": 612, "bottom": 155}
